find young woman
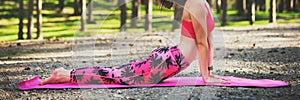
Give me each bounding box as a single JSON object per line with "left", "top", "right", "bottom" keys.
{"left": 40, "top": 0, "right": 230, "bottom": 85}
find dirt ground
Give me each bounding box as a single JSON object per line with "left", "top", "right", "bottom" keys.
{"left": 0, "top": 23, "right": 299, "bottom": 99}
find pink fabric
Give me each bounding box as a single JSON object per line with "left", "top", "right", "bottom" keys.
{"left": 181, "top": 2, "right": 215, "bottom": 39}
{"left": 69, "top": 46, "right": 190, "bottom": 85}
{"left": 18, "top": 76, "right": 289, "bottom": 90}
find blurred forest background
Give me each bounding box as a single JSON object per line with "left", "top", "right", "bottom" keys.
{"left": 0, "top": 0, "right": 299, "bottom": 41}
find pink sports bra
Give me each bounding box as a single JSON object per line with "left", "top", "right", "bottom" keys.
{"left": 181, "top": 3, "right": 215, "bottom": 39}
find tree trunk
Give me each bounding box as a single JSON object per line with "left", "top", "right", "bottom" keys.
{"left": 74, "top": 0, "right": 81, "bottom": 15}
{"left": 36, "top": 0, "right": 43, "bottom": 39}
{"left": 27, "top": 0, "right": 34, "bottom": 39}
{"left": 248, "top": 0, "right": 255, "bottom": 25}
{"left": 286, "top": 0, "right": 292, "bottom": 11}
{"left": 172, "top": 0, "right": 185, "bottom": 31}
{"left": 18, "top": 0, "right": 24, "bottom": 40}
{"left": 119, "top": 0, "right": 127, "bottom": 31}
{"left": 58, "top": 0, "right": 64, "bottom": 14}
{"left": 243, "top": 0, "right": 247, "bottom": 11}
{"left": 278, "top": 0, "right": 284, "bottom": 12}
{"left": 80, "top": 0, "right": 86, "bottom": 32}
{"left": 294, "top": 0, "right": 299, "bottom": 11}
{"left": 1, "top": 0, "right": 4, "bottom": 5}
{"left": 138, "top": 0, "right": 141, "bottom": 20}
{"left": 144, "top": 0, "right": 152, "bottom": 32}
{"left": 87, "top": 0, "right": 95, "bottom": 24}
{"left": 221, "top": 0, "right": 227, "bottom": 26}
{"left": 130, "top": 0, "right": 139, "bottom": 28}
{"left": 269, "top": 0, "right": 276, "bottom": 23}
{"left": 237, "top": 0, "right": 245, "bottom": 15}
{"left": 265, "top": 0, "right": 270, "bottom": 12}
{"left": 216, "top": 0, "right": 221, "bottom": 13}
{"left": 255, "top": 0, "right": 262, "bottom": 11}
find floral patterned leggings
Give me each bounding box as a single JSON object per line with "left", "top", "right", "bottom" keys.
{"left": 70, "top": 46, "right": 190, "bottom": 85}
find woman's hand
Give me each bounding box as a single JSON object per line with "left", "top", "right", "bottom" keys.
{"left": 39, "top": 67, "right": 72, "bottom": 85}
{"left": 203, "top": 75, "right": 231, "bottom": 84}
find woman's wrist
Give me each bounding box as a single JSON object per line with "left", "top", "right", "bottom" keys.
{"left": 208, "top": 66, "right": 213, "bottom": 70}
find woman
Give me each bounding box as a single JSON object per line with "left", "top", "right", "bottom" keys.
{"left": 40, "top": 0, "right": 230, "bottom": 85}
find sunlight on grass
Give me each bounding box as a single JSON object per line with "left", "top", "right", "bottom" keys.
{"left": 278, "top": 19, "right": 300, "bottom": 23}
{"left": 226, "top": 20, "right": 269, "bottom": 27}
{"left": 0, "top": 0, "right": 299, "bottom": 42}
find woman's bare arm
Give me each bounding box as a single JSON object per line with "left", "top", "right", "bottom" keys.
{"left": 185, "top": 0, "right": 229, "bottom": 83}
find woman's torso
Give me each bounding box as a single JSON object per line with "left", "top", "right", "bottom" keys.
{"left": 178, "top": 1, "right": 215, "bottom": 63}
{"left": 181, "top": 2, "right": 214, "bottom": 39}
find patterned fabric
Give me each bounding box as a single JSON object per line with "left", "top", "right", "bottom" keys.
{"left": 70, "top": 46, "right": 190, "bottom": 85}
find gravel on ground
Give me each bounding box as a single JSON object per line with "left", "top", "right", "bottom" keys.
{"left": 0, "top": 23, "right": 299, "bottom": 100}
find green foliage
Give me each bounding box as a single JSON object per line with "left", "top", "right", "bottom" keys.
{"left": 212, "top": 10, "right": 300, "bottom": 27}
{"left": 0, "top": 0, "right": 299, "bottom": 42}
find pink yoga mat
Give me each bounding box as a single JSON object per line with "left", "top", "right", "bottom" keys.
{"left": 18, "top": 76, "right": 289, "bottom": 90}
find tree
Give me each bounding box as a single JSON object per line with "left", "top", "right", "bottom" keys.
{"left": 243, "top": 0, "right": 247, "bottom": 11}
{"left": 18, "top": 0, "right": 24, "bottom": 40}
{"left": 80, "top": 0, "right": 86, "bottom": 32}
{"left": 237, "top": 0, "right": 245, "bottom": 15}
{"left": 248, "top": 0, "right": 255, "bottom": 25}
{"left": 118, "top": 0, "right": 127, "bottom": 31}
{"left": 74, "top": 0, "right": 81, "bottom": 15}
{"left": 216, "top": 0, "right": 221, "bottom": 14}
{"left": 221, "top": 0, "right": 227, "bottom": 26}
{"left": 36, "top": 0, "right": 43, "bottom": 39}
{"left": 58, "top": 0, "right": 64, "bottom": 14}
{"left": 278, "top": 0, "right": 284, "bottom": 12}
{"left": 287, "top": 0, "right": 298, "bottom": 11}
{"left": 1, "top": 0, "right": 4, "bottom": 5}
{"left": 294, "top": 0, "right": 300, "bottom": 11}
{"left": 265, "top": 0, "right": 270, "bottom": 12}
{"left": 255, "top": 0, "right": 264, "bottom": 11}
{"left": 144, "top": 0, "right": 153, "bottom": 32}
{"left": 87, "top": 0, "right": 95, "bottom": 24}
{"left": 269, "top": 0, "right": 276, "bottom": 23}
{"left": 27, "top": 0, "right": 34, "bottom": 39}
{"left": 286, "top": 0, "right": 292, "bottom": 11}
{"left": 130, "top": 0, "right": 139, "bottom": 28}
{"left": 172, "top": 0, "right": 185, "bottom": 31}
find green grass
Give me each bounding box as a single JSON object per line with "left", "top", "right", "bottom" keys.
{"left": 212, "top": 10, "right": 300, "bottom": 27}
{"left": 0, "top": 0, "right": 175, "bottom": 41}
{"left": 1, "top": 0, "right": 299, "bottom": 42}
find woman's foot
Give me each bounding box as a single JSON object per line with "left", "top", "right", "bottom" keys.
{"left": 203, "top": 75, "right": 231, "bottom": 84}
{"left": 39, "top": 67, "right": 72, "bottom": 85}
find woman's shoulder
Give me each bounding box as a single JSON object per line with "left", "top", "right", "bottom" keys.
{"left": 186, "top": 0, "right": 206, "bottom": 5}
{"left": 185, "top": 0, "right": 206, "bottom": 9}
{"left": 185, "top": 0, "right": 207, "bottom": 13}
